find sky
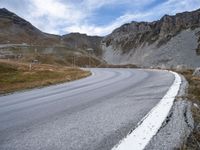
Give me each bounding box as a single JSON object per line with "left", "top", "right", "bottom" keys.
{"left": 0, "top": 0, "right": 200, "bottom": 36}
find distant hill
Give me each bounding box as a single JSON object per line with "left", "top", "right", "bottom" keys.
{"left": 0, "top": 8, "right": 60, "bottom": 45}
{"left": 0, "top": 8, "right": 103, "bottom": 66}
{"left": 62, "top": 33, "right": 102, "bottom": 56}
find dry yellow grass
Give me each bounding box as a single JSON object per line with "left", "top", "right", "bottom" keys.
{"left": 0, "top": 59, "right": 91, "bottom": 94}
{"left": 176, "top": 69, "right": 200, "bottom": 149}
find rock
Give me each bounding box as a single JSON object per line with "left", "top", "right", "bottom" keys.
{"left": 102, "top": 8, "right": 200, "bottom": 69}
{"left": 102, "top": 8, "right": 200, "bottom": 51}
{"left": 160, "top": 64, "right": 167, "bottom": 69}
{"left": 193, "top": 103, "right": 200, "bottom": 109}
{"left": 176, "top": 65, "right": 187, "bottom": 71}
{"left": 193, "top": 68, "right": 200, "bottom": 76}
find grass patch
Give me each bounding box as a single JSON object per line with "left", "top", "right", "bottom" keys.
{"left": 0, "top": 60, "right": 91, "bottom": 94}
{"left": 176, "top": 69, "right": 200, "bottom": 149}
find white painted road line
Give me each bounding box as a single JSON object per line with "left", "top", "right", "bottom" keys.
{"left": 112, "top": 71, "right": 181, "bottom": 150}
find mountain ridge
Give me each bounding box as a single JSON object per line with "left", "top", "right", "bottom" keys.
{"left": 0, "top": 8, "right": 103, "bottom": 66}
{"left": 0, "top": 8, "right": 200, "bottom": 68}
{"left": 0, "top": 8, "right": 102, "bottom": 51}
{"left": 103, "top": 8, "right": 200, "bottom": 51}
{"left": 101, "top": 8, "right": 200, "bottom": 68}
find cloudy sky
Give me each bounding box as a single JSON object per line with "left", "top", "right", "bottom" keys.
{"left": 1, "top": 0, "right": 200, "bottom": 36}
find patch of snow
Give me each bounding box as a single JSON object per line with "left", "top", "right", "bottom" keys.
{"left": 112, "top": 70, "right": 181, "bottom": 150}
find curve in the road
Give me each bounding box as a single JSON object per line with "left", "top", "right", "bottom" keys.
{"left": 112, "top": 71, "right": 181, "bottom": 150}
{"left": 0, "top": 68, "right": 175, "bottom": 150}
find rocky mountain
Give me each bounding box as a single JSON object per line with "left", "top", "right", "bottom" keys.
{"left": 0, "top": 8, "right": 102, "bottom": 51}
{"left": 0, "top": 8, "right": 60, "bottom": 45}
{"left": 102, "top": 8, "right": 200, "bottom": 69}
{"left": 0, "top": 8, "right": 103, "bottom": 66}
{"left": 1, "top": 8, "right": 200, "bottom": 68}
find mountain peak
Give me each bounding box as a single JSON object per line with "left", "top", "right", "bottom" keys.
{"left": 0, "top": 8, "right": 15, "bottom": 16}
{"left": 0, "top": 8, "right": 9, "bottom": 11}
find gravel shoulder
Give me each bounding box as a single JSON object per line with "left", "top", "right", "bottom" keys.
{"left": 145, "top": 73, "right": 194, "bottom": 150}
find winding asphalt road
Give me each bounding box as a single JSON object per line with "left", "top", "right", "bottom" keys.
{"left": 0, "top": 68, "right": 174, "bottom": 150}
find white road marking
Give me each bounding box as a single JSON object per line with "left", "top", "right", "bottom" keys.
{"left": 112, "top": 71, "right": 181, "bottom": 150}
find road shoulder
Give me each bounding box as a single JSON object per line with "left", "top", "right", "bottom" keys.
{"left": 145, "top": 74, "right": 194, "bottom": 150}
{"left": 112, "top": 70, "right": 186, "bottom": 150}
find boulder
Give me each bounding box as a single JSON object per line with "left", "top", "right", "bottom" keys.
{"left": 193, "top": 68, "right": 200, "bottom": 76}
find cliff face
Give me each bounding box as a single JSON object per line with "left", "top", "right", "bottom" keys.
{"left": 101, "top": 8, "right": 200, "bottom": 68}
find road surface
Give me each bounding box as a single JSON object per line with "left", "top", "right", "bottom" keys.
{"left": 0, "top": 68, "right": 174, "bottom": 150}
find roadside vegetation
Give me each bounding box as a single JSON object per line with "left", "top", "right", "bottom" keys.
{"left": 98, "top": 64, "right": 138, "bottom": 68}
{"left": 2, "top": 46, "right": 103, "bottom": 67}
{"left": 177, "top": 69, "right": 200, "bottom": 149}
{"left": 0, "top": 59, "right": 91, "bottom": 94}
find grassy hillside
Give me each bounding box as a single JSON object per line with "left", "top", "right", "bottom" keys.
{"left": 0, "top": 45, "right": 104, "bottom": 67}
{"left": 0, "top": 60, "right": 91, "bottom": 94}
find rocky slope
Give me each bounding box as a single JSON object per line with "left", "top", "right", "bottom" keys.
{"left": 102, "top": 8, "right": 200, "bottom": 69}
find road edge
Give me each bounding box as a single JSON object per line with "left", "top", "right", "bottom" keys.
{"left": 145, "top": 73, "right": 194, "bottom": 149}
{"left": 112, "top": 70, "right": 183, "bottom": 150}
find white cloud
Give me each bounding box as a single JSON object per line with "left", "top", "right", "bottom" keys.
{"left": 74, "top": 0, "right": 200, "bottom": 36}
{"left": 26, "top": 0, "right": 87, "bottom": 34}
{"left": 0, "top": 0, "right": 200, "bottom": 36}
{"left": 29, "top": 0, "right": 84, "bottom": 22}
{"left": 25, "top": 0, "right": 154, "bottom": 35}
{"left": 64, "top": 12, "right": 152, "bottom": 36}
{"left": 137, "top": 0, "right": 200, "bottom": 21}
{"left": 81, "top": 0, "right": 156, "bottom": 11}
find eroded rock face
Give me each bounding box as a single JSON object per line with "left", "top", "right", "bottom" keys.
{"left": 102, "top": 9, "right": 200, "bottom": 53}
{"left": 193, "top": 68, "right": 200, "bottom": 76}
{"left": 102, "top": 8, "right": 200, "bottom": 68}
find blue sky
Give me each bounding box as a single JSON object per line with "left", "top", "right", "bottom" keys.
{"left": 0, "top": 0, "right": 200, "bottom": 36}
